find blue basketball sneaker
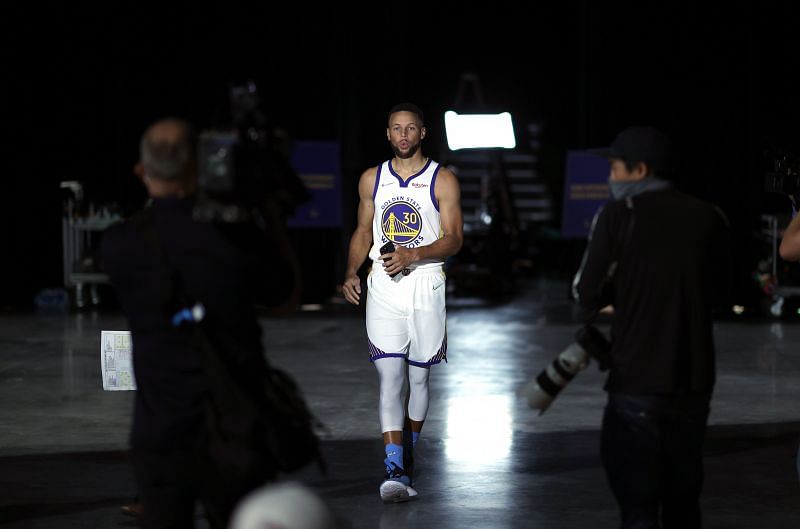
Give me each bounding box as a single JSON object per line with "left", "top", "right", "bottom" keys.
{"left": 379, "top": 462, "right": 417, "bottom": 502}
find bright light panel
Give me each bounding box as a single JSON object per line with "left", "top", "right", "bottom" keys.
{"left": 444, "top": 110, "right": 516, "bottom": 150}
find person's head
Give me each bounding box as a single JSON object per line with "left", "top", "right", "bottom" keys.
{"left": 386, "top": 102, "right": 426, "bottom": 159}
{"left": 229, "top": 482, "right": 340, "bottom": 529}
{"left": 591, "top": 125, "right": 672, "bottom": 182}
{"left": 135, "top": 117, "right": 197, "bottom": 198}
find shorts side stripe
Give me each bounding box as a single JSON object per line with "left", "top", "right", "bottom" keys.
{"left": 368, "top": 339, "right": 407, "bottom": 362}
{"left": 408, "top": 333, "right": 448, "bottom": 367}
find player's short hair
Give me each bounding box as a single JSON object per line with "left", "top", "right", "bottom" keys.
{"left": 388, "top": 102, "right": 424, "bottom": 126}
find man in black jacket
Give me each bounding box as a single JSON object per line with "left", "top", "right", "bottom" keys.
{"left": 102, "top": 117, "right": 297, "bottom": 529}
{"left": 573, "top": 126, "right": 730, "bottom": 529}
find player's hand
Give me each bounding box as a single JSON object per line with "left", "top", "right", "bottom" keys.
{"left": 381, "top": 245, "right": 417, "bottom": 276}
{"left": 342, "top": 274, "right": 362, "bottom": 305}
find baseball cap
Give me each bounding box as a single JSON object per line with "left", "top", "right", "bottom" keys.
{"left": 588, "top": 125, "right": 672, "bottom": 175}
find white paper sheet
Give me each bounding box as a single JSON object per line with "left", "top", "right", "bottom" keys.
{"left": 101, "top": 330, "right": 136, "bottom": 391}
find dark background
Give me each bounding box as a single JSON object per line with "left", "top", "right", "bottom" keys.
{"left": 3, "top": 2, "right": 799, "bottom": 310}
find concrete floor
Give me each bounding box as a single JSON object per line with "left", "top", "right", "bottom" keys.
{"left": 1, "top": 277, "right": 798, "bottom": 528}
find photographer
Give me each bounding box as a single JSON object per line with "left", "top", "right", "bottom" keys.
{"left": 101, "top": 117, "right": 297, "bottom": 529}
{"left": 573, "top": 126, "right": 730, "bottom": 529}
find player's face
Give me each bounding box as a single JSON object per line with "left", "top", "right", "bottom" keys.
{"left": 387, "top": 111, "right": 426, "bottom": 159}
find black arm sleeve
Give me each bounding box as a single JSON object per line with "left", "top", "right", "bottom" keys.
{"left": 572, "top": 206, "right": 615, "bottom": 314}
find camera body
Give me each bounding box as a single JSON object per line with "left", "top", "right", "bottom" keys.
{"left": 575, "top": 324, "right": 612, "bottom": 371}
{"left": 194, "top": 81, "right": 309, "bottom": 223}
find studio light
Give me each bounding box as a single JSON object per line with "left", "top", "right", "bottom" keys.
{"left": 444, "top": 111, "right": 516, "bottom": 150}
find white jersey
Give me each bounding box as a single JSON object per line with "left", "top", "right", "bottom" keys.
{"left": 368, "top": 158, "right": 444, "bottom": 270}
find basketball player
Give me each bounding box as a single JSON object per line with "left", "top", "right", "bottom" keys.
{"left": 341, "top": 102, "right": 463, "bottom": 502}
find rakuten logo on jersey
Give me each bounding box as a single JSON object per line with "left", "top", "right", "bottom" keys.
{"left": 411, "top": 182, "right": 429, "bottom": 189}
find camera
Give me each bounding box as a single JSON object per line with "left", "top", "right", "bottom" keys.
{"left": 193, "top": 81, "right": 310, "bottom": 223}
{"left": 519, "top": 324, "right": 612, "bottom": 415}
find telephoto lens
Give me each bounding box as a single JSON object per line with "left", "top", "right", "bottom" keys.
{"left": 518, "top": 342, "right": 590, "bottom": 415}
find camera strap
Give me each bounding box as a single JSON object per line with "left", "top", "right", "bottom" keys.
{"left": 608, "top": 196, "right": 636, "bottom": 282}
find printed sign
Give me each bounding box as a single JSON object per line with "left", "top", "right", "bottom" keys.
{"left": 101, "top": 330, "right": 136, "bottom": 391}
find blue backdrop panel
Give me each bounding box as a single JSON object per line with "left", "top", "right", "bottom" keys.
{"left": 288, "top": 141, "right": 342, "bottom": 228}
{"left": 561, "top": 151, "right": 611, "bottom": 238}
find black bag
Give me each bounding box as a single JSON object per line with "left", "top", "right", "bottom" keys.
{"left": 199, "top": 329, "right": 326, "bottom": 476}
{"left": 254, "top": 361, "right": 325, "bottom": 474}
{"left": 131, "top": 208, "right": 325, "bottom": 476}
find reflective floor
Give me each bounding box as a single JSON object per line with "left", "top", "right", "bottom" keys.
{"left": 1, "top": 277, "right": 799, "bottom": 528}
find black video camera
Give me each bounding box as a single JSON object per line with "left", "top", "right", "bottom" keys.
{"left": 194, "top": 81, "right": 310, "bottom": 223}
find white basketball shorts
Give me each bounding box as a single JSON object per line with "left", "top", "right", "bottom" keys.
{"left": 366, "top": 264, "right": 448, "bottom": 367}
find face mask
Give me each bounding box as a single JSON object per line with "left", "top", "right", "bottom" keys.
{"left": 609, "top": 178, "right": 671, "bottom": 200}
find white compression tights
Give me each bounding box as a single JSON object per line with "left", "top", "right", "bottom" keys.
{"left": 375, "top": 357, "right": 431, "bottom": 433}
